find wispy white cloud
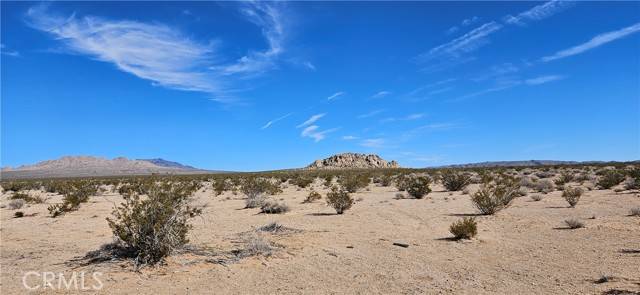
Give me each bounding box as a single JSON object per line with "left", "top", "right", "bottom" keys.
{"left": 302, "top": 61, "right": 316, "bottom": 71}
{"left": 26, "top": 2, "right": 288, "bottom": 102}
{"left": 261, "top": 112, "right": 292, "bottom": 129}
{"left": 371, "top": 90, "right": 391, "bottom": 99}
{"left": 327, "top": 91, "right": 345, "bottom": 101}
{"left": 360, "top": 138, "right": 385, "bottom": 148}
{"left": 357, "top": 109, "right": 384, "bottom": 119}
{"left": 0, "top": 44, "right": 20, "bottom": 57}
{"left": 504, "top": 0, "right": 573, "bottom": 26}
{"left": 524, "top": 75, "right": 565, "bottom": 85}
{"left": 342, "top": 135, "right": 358, "bottom": 140}
{"left": 219, "top": 2, "right": 286, "bottom": 76}
{"left": 418, "top": 21, "right": 503, "bottom": 62}
{"left": 296, "top": 113, "right": 326, "bottom": 128}
{"left": 472, "top": 62, "right": 520, "bottom": 82}
{"left": 446, "top": 16, "right": 480, "bottom": 35}
{"left": 381, "top": 113, "right": 425, "bottom": 123}
{"left": 542, "top": 22, "right": 640, "bottom": 62}
{"left": 301, "top": 125, "right": 338, "bottom": 142}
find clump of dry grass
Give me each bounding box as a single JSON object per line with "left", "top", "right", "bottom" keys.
{"left": 8, "top": 199, "right": 25, "bottom": 210}
{"left": 564, "top": 218, "right": 585, "bottom": 229}
{"left": 260, "top": 199, "right": 290, "bottom": 214}
{"left": 530, "top": 194, "right": 544, "bottom": 202}
{"left": 449, "top": 217, "right": 477, "bottom": 240}
{"left": 237, "top": 232, "right": 275, "bottom": 258}
{"left": 303, "top": 190, "right": 322, "bottom": 203}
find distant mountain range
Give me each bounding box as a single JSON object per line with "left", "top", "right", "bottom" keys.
{"left": 437, "top": 160, "right": 637, "bottom": 168}
{"left": 2, "top": 155, "right": 636, "bottom": 180}
{"left": 1, "top": 156, "right": 213, "bottom": 179}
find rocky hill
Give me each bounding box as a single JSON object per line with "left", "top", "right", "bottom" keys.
{"left": 306, "top": 153, "right": 400, "bottom": 169}
{"left": 1, "top": 156, "right": 210, "bottom": 179}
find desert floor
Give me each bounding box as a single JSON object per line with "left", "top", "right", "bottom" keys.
{"left": 1, "top": 183, "right": 639, "bottom": 294}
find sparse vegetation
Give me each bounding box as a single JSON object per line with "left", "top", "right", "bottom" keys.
{"left": 106, "top": 180, "right": 202, "bottom": 267}
{"left": 326, "top": 185, "right": 354, "bottom": 214}
{"left": 530, "top": 194, "right": 544, "bottom": 202}
{"left": 564, "top": 218, "right": 585, "bottom": 229}
{"left": 8, "top": 199, "right": 25, "bottom": 209}
{"left": 471, "top": 176, "right": 520, "bottom": 215}
{"left": 303, "top": 190, "right": 322, "bottom": 203}
{"left": 260, "top": 199, "right": 290, "bottom": 214}
{"left": 440, "top": 170, "right": 471, "bottom": 191}
{"left": 405, "top": 176, "right": 432, "bottom": 199}
{"left": 630, "top": 207, "right": 640, "bottom": 217}
{"left": 562, "top": 186, "right": 583, "bottom": 208}
{"left": 449, "top": 217, "right": 477, "bottom": 239}
{"left": 535, "top": 179, "right": 555, "bottom": 194}
{"left": 597, "top": 170, "right": 625, "bottom": 189}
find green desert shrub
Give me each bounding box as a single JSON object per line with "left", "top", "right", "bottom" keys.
{"left": 14, "top": 211, "right": 24, "bottom": 218}
{"left": 326, "top": 186, "right": 354, "bottom": 214}
{"left": 562, "top": 186, "right": 583, "bottom": 208}
{"left": 449, "top": 217, "right": 478, "bottom": 240}
{"left": 241, "top": 177, "right": 281, "bottom": 208}
{"left": 440, "top": 170, "right": 471, "bottom": 191}
{"left": 339, "top": 174, "right": 370, "bottom": 193}
{"left": 597, "top": 170, "right": 625, "bottom": 189}
{"left": 290, "top": 176, "right": 314, "bottom": 189}
{"left": 471, "top": 177, "right": 520, "bottom": 215}
{"left": 48, "top": 182, "right": 98, "bottom": 217}
{"left": 303, "top": 190, "right": 322, "bottom": 203}
{"left": 405, "top": 176, "right": 432, "bottom": 199}
{"left": 554, "top": 171, "right": 575, "bottom": 186}
{"left": 11, "top": 192, "right": 44, "bottom": 204}
{"left": 260, "top": 199, "right": 290, "bottom": 214}
{"left": 106, "top": 180, "right": 202, "bottom": 267}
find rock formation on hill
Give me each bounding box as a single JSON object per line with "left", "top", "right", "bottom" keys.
{"left": 306, "top": 153, "right": 400, "bottom": 169}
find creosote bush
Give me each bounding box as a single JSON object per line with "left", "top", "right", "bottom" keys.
{"left": 535, "top": 179, "right": 555, "bottom": 194}
{"left": 11, "top": 192, "right": 44, "bottom": 204}
{"left": 597, "top": 170, "right": 625, "bottom": 189}
{"left": 339, "top": 174, "right": 370, "bottom": 193}
{"left": 8, "top": 199, "right": 25, "bottom": 210}
{"left": 303, "top": 190, "right": 322, "bottom": 203}
{"left": 106, "top": 180, "right": 202, "bottom": 267}
{"left": 562, "top": 186, "right": 583, "bottom": 208}
{"left": 471, "top": 176, "right": 520, "bottom": 215}
{"left": 326, "top": 185, "right": 354, "bottom": 214}
{"left": 440, "top": 170, "right": 471, "bottom": 191}
{"left": 449, "top": 217, "right": 478, "bottom": 240}
{"left": 405, "top": 176, "right": 432, "bottom": 199}
{"left": 48, "top": 182, "right": 98, "bottom": 217}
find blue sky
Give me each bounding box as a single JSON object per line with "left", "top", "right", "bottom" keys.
{"left": 1, "top": 1, "right": 639, "bottom": 171}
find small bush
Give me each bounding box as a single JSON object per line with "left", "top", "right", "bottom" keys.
{"left": 449, "top": 217, "right": 477, "bottom": 240}
{"left": 48, "top": 183, "right": 98, "bottom": 217}
{"left": 290, "top": 176, "right": 314, "bottom": 189}
{"left": 14, "top": 211, "right": 24, "bottom": 218}
{"left": 339, "top": 174, "right": 370, "bottom": 193}
{"left": 405, "top": 176, "right": 432, "bottom": 199}
{"left": 630, "top": 207, "right": 640, "bottom": 217}
{"left": 471, "top": 177, "right": 519, "bottom": 215}
{"left": 238, "top": 232, "right": 274, "bottom": 257}
{"left": 440, "top": 170, "right": 471, "bottom": 191}
{"left": 535, "top": 179, "right": 555, "bottom": 194}
{"left": 106, "top": 181, "right": 202, "bottom": 267}
{"left": 245, "top": 194, "right": 266, "bottom": 209}
{"left": 8, "top": 199, "right": 25, "bottom": 210}
{"left": 623, "top": 177, "right": 640, "bottom": 190}
{"left": 530, "top": 194, "right": 544, "bottom": 202}
{"left": 554, "top": 171, "right": 574, "bottom": 186}
{"left": 564, "top": 218, "right": 584, "bottom": 229}
{"left": 303, "top": 190, "right": 322, "bottom": 203}
{"left": 260, "top": 199, "right": 290, "bottom": 214}
{"left": 394, "top": 192, "right": 405, "bottom": 199}
{"left": 562, "top": 186, "right": 583, "bottom": 208}
{"left": 10, "top": 192, "right": 44, "bottom": 204}
{"left": 597, "top": 170, "right": 625, "bottom": 189}
{"left": 326, "top": 185, "right": 354, "bottom": 214}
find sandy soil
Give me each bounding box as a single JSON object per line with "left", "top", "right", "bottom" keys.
{"left": 1, "top": 183, "right": 639, "bottom": 294}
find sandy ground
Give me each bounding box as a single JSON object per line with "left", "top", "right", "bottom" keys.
{"left": 1, "top": 182, "right": 639, "bottom": 294}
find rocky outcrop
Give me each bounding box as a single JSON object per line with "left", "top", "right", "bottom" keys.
{"left": 306, "top": 153, "right": 400, "bottom": 169}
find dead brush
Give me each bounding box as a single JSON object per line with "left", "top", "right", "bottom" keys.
{"left": 564, "top": 218, "right": 585, "bottom": 229}
{"left": 260, "top": 199, "right": 290, "bottom": 214}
